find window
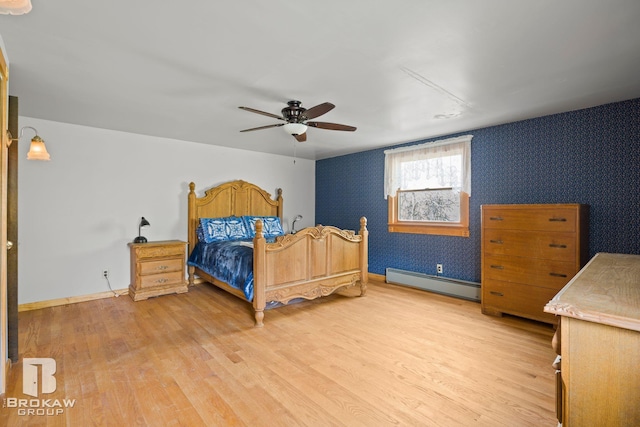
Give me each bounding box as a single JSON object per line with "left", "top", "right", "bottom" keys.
{"left": 384, "top": 135, "right": 472, "bottom": 237}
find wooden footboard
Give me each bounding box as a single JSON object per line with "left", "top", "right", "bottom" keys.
{"left": 252, "top": 218, "right": 368, "bottom": 326}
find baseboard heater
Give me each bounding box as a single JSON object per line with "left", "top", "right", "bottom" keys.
{"left": 385, "top": 268, "right": 481, "bottom": 302}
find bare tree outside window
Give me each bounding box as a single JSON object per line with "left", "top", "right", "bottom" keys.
{"left": 398, "top": 189, "right": 460, "bottom": 222}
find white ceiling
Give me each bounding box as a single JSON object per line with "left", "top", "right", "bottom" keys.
{"left": 1, "top": 0, "right": 640, "bottom": 160}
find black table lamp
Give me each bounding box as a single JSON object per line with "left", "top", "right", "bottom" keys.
{"left": 133, "top": 217, "right": 150, "bottom": 243}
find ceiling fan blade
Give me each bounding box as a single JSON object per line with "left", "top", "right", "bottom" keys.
{"left": 240, "top": 123, "right": 284, "bottom": 132}
{"left": 307, "top": 121, "right": 357, "bottom": 132}
{"left": 302, "top": 102, "right": 335, "bottom": 120}
{"left": 238, "top": 106, "right": 284, "bottom": 120}
{"left": 294, "top": 133, "right": 307, "bottom": 143}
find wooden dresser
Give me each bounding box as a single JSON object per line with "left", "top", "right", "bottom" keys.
{"left": 128, "top": 240, "right": 188, "bottom": 301}
{"left": 481, "top": 204, "right": 589, "bottom": 324}
{"left": 545, "top": 253, "right": 640, "bottom": 426}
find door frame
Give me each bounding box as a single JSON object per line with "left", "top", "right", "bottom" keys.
{"left": 7, "top": 95, "right": 18, "bottom": 364}
{"left": 1, "top": 41, "right": 10, "bottom": 394}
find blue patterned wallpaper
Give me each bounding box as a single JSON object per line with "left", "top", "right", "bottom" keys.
{"left": 316, "top": 98, "right": 640, "bottom": 282}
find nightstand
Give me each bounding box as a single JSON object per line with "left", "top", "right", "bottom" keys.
{"left": 128, "top": 240, "right": 188, "bottom": 301}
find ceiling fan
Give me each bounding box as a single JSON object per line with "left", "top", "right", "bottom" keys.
{"left": 238, "top": 100, "right": 356, "bottom": 142}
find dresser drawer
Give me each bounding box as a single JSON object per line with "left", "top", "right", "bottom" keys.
{"left": 483, "top": 229, "right": 577, "bottom": 262}
{"left": 484, "top": 253, "right": 576, "bottom": 289}
{"left": 139, "top": 258, "right": 183, "bottom": 275}
{"left": 483, "top": 207, "right": 577, "bottom": 232}
{"left": 139, "top": 271, "right": 185, "bottom": 289}
{"left": 482, "top": 279, "right": 559, "bottom": 323}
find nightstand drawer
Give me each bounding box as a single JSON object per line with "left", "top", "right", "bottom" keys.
{"left": 139, "top": 258, "right": 183, "bottom": 275}
{"left": 139, "top": 271, "right": 185, "bottom": 289}
{"left": 134, "top": 244, "right": 185, "bottom": 259}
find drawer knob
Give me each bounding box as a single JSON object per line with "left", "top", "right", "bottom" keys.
{"left": 549, "top": 244, "right": 567, "bottom": 249}
{"left": 156, "top": 278, "right": 169, "bottom": 284}
{"left": 490, "top": 291, "right": 504, "bottom": 297}
{"left": 490, "top": 265, "right": 504, "bottom": 270}
{"left": 489, "top": 216, "right": 503, "bottom": 221}
{"left": 157, "top": 265, "right": 169, "bottom": 270}
{"left": 549, "top": 272, "right": 568, "bottom": 278}
{"left": 489, "top": 239, "right": 504, "bottom": 244}
{"left": 548, "top": 217, "right": 567, "bottom": 222}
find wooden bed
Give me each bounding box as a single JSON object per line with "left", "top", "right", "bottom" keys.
{"left": 187, "top": 180, "right": 368, "bottom": 326}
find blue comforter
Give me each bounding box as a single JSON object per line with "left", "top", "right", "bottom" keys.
{"left": 187, "top": 240, "right": 254, "bottom": 301}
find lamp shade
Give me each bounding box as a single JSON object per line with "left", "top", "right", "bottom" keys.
{"left": 282, "top": 123, "right": 308, "bottom": 136}
{"left": 26, "top": 136, "right": 51, "bottom": 161}
{"left": 0, "top": 0, "right": 32, "bottom": 15}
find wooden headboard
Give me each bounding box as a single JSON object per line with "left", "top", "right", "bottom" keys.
{"left": 187, "top": 180, "right": 283, "bottom": 254}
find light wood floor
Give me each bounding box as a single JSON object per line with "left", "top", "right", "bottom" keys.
{"left": 1, "top": 279, "right": 557, "bottom": 426}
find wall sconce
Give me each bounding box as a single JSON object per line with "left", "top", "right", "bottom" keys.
{"left": 6, "top": 126, "right": 51, "bottom": 161}
{"left": 0, "top": 0, "right": 32, "bottom": 15}
{"left": 291, "top": 214, "right": 303, "bottom": 234}
{"left": 133, "top": 217, "right": 150, "bottom": 243}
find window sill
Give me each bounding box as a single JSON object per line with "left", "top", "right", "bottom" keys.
{"left": 388, "top": 222, "right": 469, "bottom": 237}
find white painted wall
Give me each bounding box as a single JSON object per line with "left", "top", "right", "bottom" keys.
{"left": 17, "top": 117, "right": 315, "bottom": 304}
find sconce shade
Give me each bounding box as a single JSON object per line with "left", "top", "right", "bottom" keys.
{"left": 0, "top": 0, "right": 32, "bottom": 15}
{"left": 133, "top": 217, "right": 151, "bottom": 243}
{"left": 26, "top": 136, "right": 51, "bottom": 161}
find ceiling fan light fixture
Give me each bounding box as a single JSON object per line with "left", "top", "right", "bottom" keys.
{"left": 282, "top": 123, "right": 308, "bottom": 136}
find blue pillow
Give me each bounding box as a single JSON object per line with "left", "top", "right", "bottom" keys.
{"left": 199, "top": 218, "right": 228, "bottom": 243}
{"left": 243, "top": 216, "right": 285, "bottom": 239}
{"left": 224, "top": 217, "right": 250, "bottom": 241}
{"left": 199, "top": 216, "right": 250, "bottom": 243}
{"left": 262, "top": 216, "right": 285, "bottom": 237}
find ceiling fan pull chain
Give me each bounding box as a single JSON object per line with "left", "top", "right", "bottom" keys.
{"left": 293, "top": 140, "right": 297, "bottom": 164}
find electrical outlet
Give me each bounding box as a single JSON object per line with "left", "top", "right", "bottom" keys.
{"left": 436, "top": 264, "right": 443, "bottom": 274}
{"left": 103, "top": 270, "right": 109, "bottom": 279}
